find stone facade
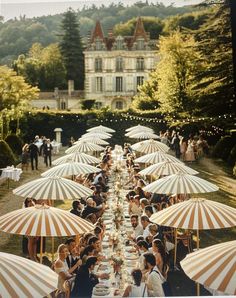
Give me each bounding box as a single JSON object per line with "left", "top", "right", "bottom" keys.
{"left": 84, "top": 17, "right": 159, "bottom": 110}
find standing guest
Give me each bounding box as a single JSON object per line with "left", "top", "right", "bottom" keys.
{"left": 171, "top": 133, "right": 181, "bottom": 159}
{"left": 152, "top": 240, "right": 167, "bottom": 276}
{"left": 123, "top": 269, "right": 147, "bottom": 297}
{"left": 68, "top": 137, "right": 75, "bottom": 147}
{"left": 143, "top": 253, "right": 165, "bottom": 297}
{"left": 43, "top": 138, "right": 53, "bottom": 167}
{"left": 185, "top": 139, "right": 196, "bottom": 162}
{"left": 180, "top": 137, "right": 188, "bottom": 161}
{"left": 70, "top": 256, "right": 99, "bottom": 298}
{"left": 21, "top": 143, "right": 29, "bottom": 171}
{"left": 28, "top": 140, "right": 39, "bottom": 170}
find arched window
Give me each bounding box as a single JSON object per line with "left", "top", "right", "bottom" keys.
{"left": 95, "top": 38, "right": 102, "bottom": 50}
{"left": 115, "top": 101, "right": 123, "bottom": 110}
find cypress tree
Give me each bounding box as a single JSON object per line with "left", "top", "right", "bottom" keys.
{"left": 60, "top": 8, "right": 84, "bottom": 90}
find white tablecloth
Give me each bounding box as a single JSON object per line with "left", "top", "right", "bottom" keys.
{"left": 1, "top": 167, "right": 22, "bottom": 181}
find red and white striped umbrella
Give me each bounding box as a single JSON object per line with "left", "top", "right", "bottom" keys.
{"left": 41, "top": 162, "right": 100, "bottom": 178}
{"left": 143, "top": 173, "right": 219, "bottom": 194}
{"left": 0, "top": 204, "right": 94, "bottom": 237}
{"left": 65, "top": 141, "right": 104, "bottom": 154}
{"left": 78, "top": 137, "right": 109, "bottom": 146}
{"left": 139, "top": 161, "right": 198, "bottom": 176}
{"left": 13, "top": 176, "right": 93, "bottom": 200}
{"left": 0, "top": 252, "right": 58, "bottom": 298}
{"left": 125, "top": 125, "right": 153, "bottom": 132}
{"left": 181, "top": 240, "right": 236, "bottom": 295}
{"left": 150, "top": 198, "right": 236, "bottom": 230}
{"left": 82, "top": 132, "right": 111, "bottom": 139}
{"left": 52, "top": 152, "right": 100, "bottom": 166}
{"left": 87, "top": 125, "right": 115, "bottom": 133}
{"left": 131, "top": 139, "right": 169, "bottom": 153}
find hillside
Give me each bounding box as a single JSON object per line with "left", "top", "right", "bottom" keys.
{"left": 0, "top": 1, "right": 202, "bottom": 65}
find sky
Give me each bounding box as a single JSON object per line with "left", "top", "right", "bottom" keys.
{"left": 0, "top": 0, "right": 204, "bottom": 20}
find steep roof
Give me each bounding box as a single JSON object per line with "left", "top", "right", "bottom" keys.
{"left": 91, "top": 20, "right": 104, "bottom": 43}
{"left": 133, "top": 17, "right": 148, "bottom": 42}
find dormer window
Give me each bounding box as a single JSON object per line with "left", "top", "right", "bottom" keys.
{"left": 95, "top": 38, "right": 102, "bottom": 50}
{"left": 137, "top": 39, "right": 144, "bottom": 50}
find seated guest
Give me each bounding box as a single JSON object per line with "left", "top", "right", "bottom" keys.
{"left": 65, "top": 238, "right": 81, "bottom": 273}
{"left": 136, "top": 240, "right": 149, "bottom": 271}
{"left": 149, "top": 224, "right": 163, "bottom": 242}
{"left": 144, "top": 205, "right": 154, "bottom": 218}
{"left": 123, "top": 269, "right": 147, "bottom": 297}
{"left": 81, "top": 198, "right": 105, "bottom": 219}
{"left": 140, "top": 198, "right": 149, "bottom": 211}
{"left": 85, "top": 213, "right": 97, "bottom": 224}
{"left": 70, "top": 200, "right": 83, "bottom": 217}
{"left": 80, "top": 245, "right": 95, "bottom": 263}
{"left": 88, "top": 236, "right": 101, "bottom": 252}
{"left": 130, "top": 214, "right": 143, "bottom": 239}
{"left": 143, "top": 253, "right": 165, "bottom": 297}
{"left": 141, "top": 215, "right": 152, "bottom": 239}
{"left": 54, "top": 244, "right": 81, "bottom": 297}
{"left": 152, "top": 239, "right": 168, "bottom": 276}
{"left": 70, "top": 256, "right": 99, "bottom": 298}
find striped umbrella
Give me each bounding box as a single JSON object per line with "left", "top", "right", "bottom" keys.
{"left": 135, "top": 151, "right": 182, "bottom": 164}
{"left": 0, "top": 252, "right": 58, "bottom": 298}
{"left": 13, "top": 176, "right": 93, "bottom": 200}
{"left": 143, "top": 173, "right": 219, "bottom": 194}
{"left": 52, "top": 152, "right": 100, "bottom": 166}
{"left": 139, "top": 161, "right": 199, "bottom": 176}
{"left": 0, "top": 204, "right": 94, "bottom": 237}
{"left": 131, "top": 139, "right": 169, "bottom": 153}
{"left": 180, "top": 240, "right": 236, "bottom": 295}
{"left": 81, "top": 132, "right": 111, "bottom": 139}
{"left": 78, "top": 137, "right": 109, "bottom": 146}
{"left": 41, "top": 162, "right": 100, "bottom": 178}
{"left": 87, "top": 125, "right": 115, "bottom": 133}
{"left": 128, "top": 131, "right": 159, "bottom": 140}
{"left": 125, "top": 127, "right": 153, "bottom": 137}
{"left": 125, "top": 125, "right": 153, "bottom": 132}
{"left": 150, "top": 198, "right": 236, "bottom": 230}
{"left": 65, "top": 141, "right": 104, "bottom": 154}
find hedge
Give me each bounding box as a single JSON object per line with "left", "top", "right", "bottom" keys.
{"left": 227, "top": 144, "right": 236, "bottom": 166}
{"left": 212, "top": 136, "right": 236, "bottom": 160}
{"left": 5, "top": 134, "right": 23, "bottom": 156}
{"left": 0, "top": 140, "right": 16, "bottom": 168}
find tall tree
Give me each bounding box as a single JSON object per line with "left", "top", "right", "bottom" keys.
{"left": 0, "top": 66, "right": 38, "bottom": 138}
{"left": 60, "top": 8, "right": 84, "bottom": 90}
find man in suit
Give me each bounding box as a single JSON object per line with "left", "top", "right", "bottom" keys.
{"left": 65, "top": 238, "right": 80, "bottom": 274}
{"left": 42, "top": 138, "right": 53, "bottom": 167}
{"left": 28, "top": 141, "right": 39, "bottom": 170}
{"left": 70, "top": 256, "right": 99, "bottom": 298}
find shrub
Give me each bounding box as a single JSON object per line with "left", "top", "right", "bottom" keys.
{"left": 227, "top": 144, "right": 236, "bottom": 166}
{"left": 81, "top": 100, "right": 96, "bottom": 110}
{"left": 5, "top": 134, "right": 23, "bottom": 156}
{"left": 0, "top": 140, "right": 16, "bottom": 168}
{"left": 212, "top": 136, "right": 236, "bottom": 160}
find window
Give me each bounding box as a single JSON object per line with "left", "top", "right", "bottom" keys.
{"left": 116, "top": 77, "right": 123, "bottom": 92}
{"left": 96, "top": 77, "right": 103, "bottom": 92}
{"left": 116, "top": 57, "right": 123, "bottom": 72}
{"left": 137, "top": 39, "right": 144, "bottom": 50}
{"left": 95, "top": 58, "right": 102, "bottom": 72}
{"left": 95, "top": 101, "right": 103, "bottom": 109}
{"left": 115, "top": 101, "right": 123, "bottom": 110}
{"left": 137, "top": 57, "right": 144, "bottom": 71}
{"left": 60, "top": 101, "right": 66, "bottom": 110}
{"left": 95, "top": 39, "right": 102, "bottom": 50}
{"left": 116, "top": 37, "right": 123, "bottom": 50}
{"left": 137, "top": 76, "right": 144, "bottom": 90}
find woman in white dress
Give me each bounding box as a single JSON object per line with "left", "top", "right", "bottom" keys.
{"left": 123, "top": 269, "right": 147, "bottom": 297}
{"left": 185, "top": 139, "right": 196, "bottom": 162}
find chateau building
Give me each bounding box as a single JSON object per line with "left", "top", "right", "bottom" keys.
{"left": 84, "top": 17, "right": 159, "bottom": 110}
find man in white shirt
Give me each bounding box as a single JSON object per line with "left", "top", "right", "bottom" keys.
{"left": 141, "top": 215, "right": 152, "bottom": 239}
{"left": 130, "top": 214, "right": 143, "bottom": 239}
{"left": 143, "top": 253, "right": 165, "bottom": 297}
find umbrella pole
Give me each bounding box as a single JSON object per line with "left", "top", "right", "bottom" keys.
{"left": 174, "top": 228, "right": 178, "bottom": 268}
{"left": 51, "top": 199, "right": 55, "bottom": 262}
{"left": 40, "top": 236, "right": 43, "bottom": 264}
{"left": 196, "top": 229, "right": 200, "bottom": 296}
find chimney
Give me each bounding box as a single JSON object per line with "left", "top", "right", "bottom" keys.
{"left": 68, "top": 80, "right": 74, "bottom": 96}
